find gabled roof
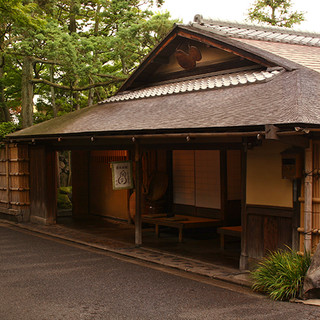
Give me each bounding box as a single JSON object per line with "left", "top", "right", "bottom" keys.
{"left": 9, "top": 18, "right": 320, "bottom": 140}
{"left": 118, "top": 22, "right": 300, "bottom": 92}
{"left": 193, "top": 16, "right": 320, "bottom": 47}
{"left": 9, "top": 68, "right": 320, "bottom": 139}
{"left": 191, "top": 16, "right": 320, "bottom": 73}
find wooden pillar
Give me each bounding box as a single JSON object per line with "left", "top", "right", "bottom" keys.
{"left": 239, "top": 141, "right": 248, "bottom": 270}
{"left": 220, "top": 148, "right": 227, "bottom": 224}
{"left": 135, "top": 141, "right": 142, "bottom": 246}
{"left": 5, "top": 144, "right": 9, "bottom": 209}
{"left": 304, "top": 140, "right": 313, "bottom": 252}
{"left": 292, "top": 178, "right": 301, "bottom": 251}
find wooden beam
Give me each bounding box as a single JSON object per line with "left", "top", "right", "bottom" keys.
{"left": 298, "top": 197, "right": 320, "bottom": 203}
{"left": 135, "top": 141, "right": 142, "bottom": 246}
{"left": 292, "top": 179, "right": 301, "bottom": 251}
{"left": 120, "top": 33, "right": 178, "bottom": 91}
{"left": 220, "top": 148, "right": 227, "bottom": 223}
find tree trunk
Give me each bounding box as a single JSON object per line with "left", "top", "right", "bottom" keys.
{"left": 50, "top": 65, "right": 57, "bottom": 117}
{"left": 0, "top": 55, "right": 11, "bottom": 122}
{"left": 21, "top": 56, "right": 34, "bottom": 128}
{"left": 87, "top": 3, "right": 101, "bottom": 107}
{"left": 87, "top": 85, "right": 94, "bottom": 107}
{"left": 69, "top": 0, "right": 77, "bottom": 33}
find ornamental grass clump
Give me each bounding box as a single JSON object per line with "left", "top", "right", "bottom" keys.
{"left": 251, "top": 247, "right": 311, "bottom": 301}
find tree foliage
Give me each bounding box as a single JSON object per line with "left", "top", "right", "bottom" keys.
{"left": 0, "top": 0, "right": 177, "bottom": 127}
{"left": 247, "top": 0, "right": 305, "bottom": 28}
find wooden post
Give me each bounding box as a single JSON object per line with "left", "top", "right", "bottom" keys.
{"left": 220, "top": 148, "right": 227, "bottom": 224}
{"left": 292, "top": 178, "right": 301, "bottom": 251}
{"left": 239, "top": 140, "right": 248, "bottom": 270}
{"left": 135, "top": 141, "right": 142, "bottom": 246}
{"left": 304, "top": 140, "right": 313, "bottom": 252}
{"left": 5, "top": 144, "right": 9, "bottom": 209}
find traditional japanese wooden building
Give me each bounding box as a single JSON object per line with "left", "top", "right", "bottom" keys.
{"left": 2, "top": 16, "right": 320, "bottom": 269}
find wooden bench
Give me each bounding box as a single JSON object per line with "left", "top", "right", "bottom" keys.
{"left": 142, "top": 214, "right": 221, "bottom": 243}
{"left": 217, "top": 226, "right": 242, "bottom": 250}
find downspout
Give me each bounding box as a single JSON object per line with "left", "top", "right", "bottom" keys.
{"left": 304, "top": 140, "right": 313, "bottom": 252}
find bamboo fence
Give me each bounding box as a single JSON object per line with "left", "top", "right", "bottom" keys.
{"left": 299, "top": 141, "right": 320, "bottom": 253}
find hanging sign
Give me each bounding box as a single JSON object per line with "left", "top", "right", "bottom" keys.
{"left": 111, "top": 161, "right": 133, "bottom": 190}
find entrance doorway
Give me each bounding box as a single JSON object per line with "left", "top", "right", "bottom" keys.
{"left": 57, "top": 151, "right": 72, "bottom": 218}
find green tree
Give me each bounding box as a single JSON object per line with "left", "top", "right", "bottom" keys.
{"left": 247, "top": 0, "right": 305, "bottom": 27}
{"left": 1, "top": 0, "right": 176, "bottom": 127}
{"left": 0, "top": 0, "right": 43, "bottom": 122}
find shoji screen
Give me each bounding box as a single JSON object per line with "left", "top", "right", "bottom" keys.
{"left": 173, "top": 150, "right": 220, "bottom": 209}
{"left": 195, "top": 150, "right": 220, "bottom": 209}
{"left": 172, "top": 150, "right": 195, "bottom": 206}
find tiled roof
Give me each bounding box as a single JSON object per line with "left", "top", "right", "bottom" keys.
{"left": 8, "top": 20, "right": 320, "bottom": 139}
{"left": 192, "top": 17, "right": 320, "bottom": 47}
{"left": 233, "top": 39, "right": 320, "bottom": 73}
{"left": 191, "top": 17, "right": 320, "bottom": 73}
{"left": 9, "top": 68, "right": 320, "bottom": 138}
{"left": 101, "top": 69, "right": 282, "bottom": 103}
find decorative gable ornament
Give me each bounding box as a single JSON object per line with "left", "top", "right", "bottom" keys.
{"left": 175, "top": 45, "right": 202, "bottom": 70}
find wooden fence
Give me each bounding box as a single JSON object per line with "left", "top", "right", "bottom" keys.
{"left": 0, "top": 144, "right": 30, "bottom": 222}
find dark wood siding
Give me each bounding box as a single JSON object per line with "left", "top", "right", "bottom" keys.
{"left": 246, "top": 205, "right": 293, "bottom": 264}
{"left": 30, "top": 146, "right": 57, "bottom": 224}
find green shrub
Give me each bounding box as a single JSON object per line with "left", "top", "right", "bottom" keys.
{"left": 57, "top": 187, "right": 72, "bottom": 210}
{"left": 59, "top": 186, "right": 72, "bottom": 195}
{"left": 251, "top": 247, "right": 311, "bottom": 301}
{"left": 57, "top": 193, "right": 72, "bottom": 209}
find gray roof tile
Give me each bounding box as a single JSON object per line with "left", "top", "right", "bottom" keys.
{"left": 10, "top": 68, "right": 320, "bottom": 139}
{"left": 192, "top": 17, "right": 320, "bottom": 47}
{"left": 101, "top": 70, "right": 281, "bottom": 104}
{"left": 190, "top": 18, "right": 320, "bottom": 73}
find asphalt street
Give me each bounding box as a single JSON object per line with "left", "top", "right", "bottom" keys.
{"left": 0, "top": 224, "right": 319, "bottom": 320}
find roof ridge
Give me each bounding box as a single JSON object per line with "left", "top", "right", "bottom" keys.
{"left": 193, "top": 14, "right": 320, "bottom": 39}
{"left": 100, "top": 68, "right": 284, "bottom": 104}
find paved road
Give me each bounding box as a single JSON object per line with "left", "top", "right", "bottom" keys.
{"left": 0, "top": 223, "right": 319, "bottom": 320}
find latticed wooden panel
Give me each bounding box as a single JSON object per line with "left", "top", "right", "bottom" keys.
{"left": 0, "top": 147, "right": 8, "bottom": 208}
{"left": 0, "top": 144, "right": 30, "bottom": 215}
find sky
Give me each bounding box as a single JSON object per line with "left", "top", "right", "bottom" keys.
{"left": 158, "top": 0, "right": 320, "bottom": 33}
